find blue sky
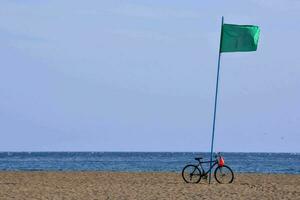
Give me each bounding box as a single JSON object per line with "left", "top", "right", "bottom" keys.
{"left": 0, "top": 0, "right": 299, "bottom": 152}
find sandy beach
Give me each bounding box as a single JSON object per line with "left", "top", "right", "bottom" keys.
{"left": 0, "top": 172, "right": 299, "bottom": 200}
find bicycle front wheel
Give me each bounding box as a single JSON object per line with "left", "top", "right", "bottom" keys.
{"left": 214, "top": 165, "right": 234, "bottom": 184}
{"left": 182, "top": 165, "right": 201, "bottom": 183}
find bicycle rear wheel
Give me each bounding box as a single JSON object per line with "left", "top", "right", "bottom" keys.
{"left": 214, "top": 165, "right": 234, "bottom": 184}
{"left": 182, "top": 165, "right": 201, "bottom": 183}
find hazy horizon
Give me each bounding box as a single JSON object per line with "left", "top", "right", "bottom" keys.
{"left": 0, "top": 151, "right": 299, "bottom": 153}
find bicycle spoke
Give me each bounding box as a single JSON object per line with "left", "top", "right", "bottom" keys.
{"left": 182, "top": 165, "right": 202, "bottom": 183}
{"left": 214, "top": 165, "right": 234, "bottom": 184}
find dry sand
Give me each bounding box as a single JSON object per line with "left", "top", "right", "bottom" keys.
{"left": 0, "top": 172, "right": 299, "bottom": 200}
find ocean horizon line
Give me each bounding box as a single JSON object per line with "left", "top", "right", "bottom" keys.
{"left": 0, "top": 151, "right": 299, "bottom": 154}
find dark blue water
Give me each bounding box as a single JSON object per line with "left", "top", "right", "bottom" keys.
{"left": 0, "top": 152, "right": 299, "bottom": 174}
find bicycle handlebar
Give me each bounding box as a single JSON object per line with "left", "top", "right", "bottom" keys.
{"left": 214, "top": 152, "right": 221, "bottom": 158}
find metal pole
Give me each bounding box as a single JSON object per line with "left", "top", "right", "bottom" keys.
{"left": 209, "top": 16, "right": 224, "bottom": 184}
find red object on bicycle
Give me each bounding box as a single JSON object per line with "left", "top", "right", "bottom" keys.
{"left": 218, "top": 157, "right": 225, "bottom": 167}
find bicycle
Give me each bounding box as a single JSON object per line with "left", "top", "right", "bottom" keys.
{"left": 182, "top": 152, "right": 234, "bottom": 184}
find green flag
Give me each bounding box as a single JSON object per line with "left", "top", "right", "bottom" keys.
{"left": 220, "top": 24, "right": 260, "bottom": 53}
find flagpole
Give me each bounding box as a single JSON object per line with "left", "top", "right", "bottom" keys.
{"left": 209, "top": 16, "right": 224, "bottom": 184}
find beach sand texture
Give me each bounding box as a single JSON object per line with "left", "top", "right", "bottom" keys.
{"left": 0, "top": 172, "right": 299, "bottom": 200}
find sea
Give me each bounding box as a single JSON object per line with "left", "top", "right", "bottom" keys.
{"left": 0, "top": 152, "right": 299, "bottom": 174}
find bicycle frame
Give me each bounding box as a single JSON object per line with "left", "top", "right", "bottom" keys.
{"left": 196, "top": 159, "right": 219, "bottom": 176}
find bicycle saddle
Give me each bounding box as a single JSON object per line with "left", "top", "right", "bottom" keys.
{"left": 194, "top": 157, "right": 203, "bottom": 160}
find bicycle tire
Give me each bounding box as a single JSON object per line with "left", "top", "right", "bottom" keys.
{"left": 182, "top": 165, "right": 202, "bottom": 183}
{"left": 214, "top": 165, "right": 234, "bottom": 184}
